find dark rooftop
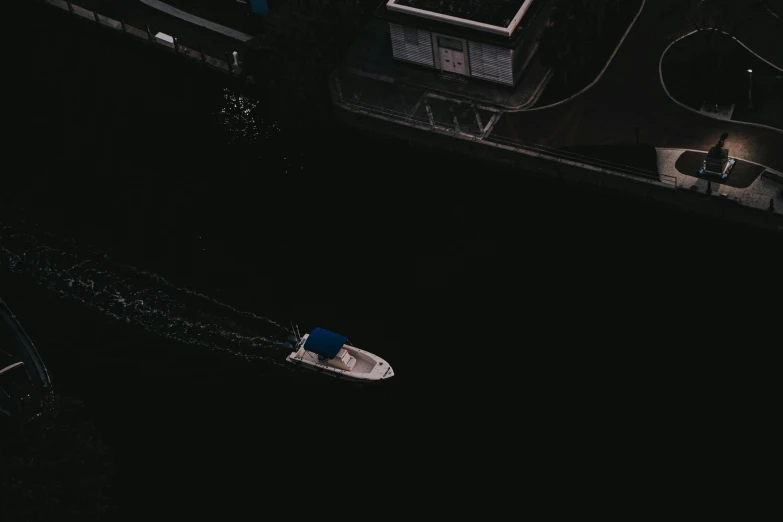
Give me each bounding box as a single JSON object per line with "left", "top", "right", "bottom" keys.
{"left": 392, "top": 0, "right": 526, "bottom": 27}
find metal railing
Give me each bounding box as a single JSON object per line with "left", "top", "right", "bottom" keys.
{"left": 331, "top": 73, "right": 679, "bottom": 188}
{"left": 39, "top": 0, "right": 248, "bottom": 79}
{"left": 487, "top": 136, "right": 678, "bottom": 186}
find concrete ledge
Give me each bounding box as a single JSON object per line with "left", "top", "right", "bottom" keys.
{"left": 763, "top": 170, "right": 783, "bottom": 184}
{"left": 333, "top": 94, "right": 783, "bottom": 233}
{"left": 71, "top": 4, "right": 94, "bottom": 20}
{"left": 45, "top": 0, "right": 68, "bottom": 9}
{"left": 699, "top": 103, "right": 735, "bottom": 120}
{"left": 124, "top": 24, "right": 150, "bottom": 41}
{"left": 176, "top": 43, "right": 203, "bottom": 62}
{"left": 96, "top": 13, "right": 122, "bottom": 30}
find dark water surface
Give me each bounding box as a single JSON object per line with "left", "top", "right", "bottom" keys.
{"left": 3, "top": 4, "right": 781, "bottom": 517}
{"left": 6, "top": 6, "right": 411, "bottom": 519}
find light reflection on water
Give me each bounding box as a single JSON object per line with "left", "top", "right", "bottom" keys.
{"left": 0, "top": 218, "right": 295, "bottom": 370}
{"left": 215, "top": 88, "right": 281, "bottom": 144}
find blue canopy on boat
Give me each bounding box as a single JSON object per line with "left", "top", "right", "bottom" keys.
{"left": 249, "top": 0, "right": 268, "bottom": 15}
{"left": 303, "top": 328, "right": 347, "bottom": 358}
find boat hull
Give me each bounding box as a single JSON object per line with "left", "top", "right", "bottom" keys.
{"left": 285, "top": 334, "right": 394, "bottom": 381}
{"left": 285, "top": 355, "right": 393, "bottom": 382}
{"left": 286, "top": 357, "right": 372, "bottom": 381}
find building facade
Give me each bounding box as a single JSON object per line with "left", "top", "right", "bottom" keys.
{"left": 377, "top": 0, "right": 549, "bottom": 87}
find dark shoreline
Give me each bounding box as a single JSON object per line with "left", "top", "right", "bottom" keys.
{"left": 336, "top": 106, "right": 783, "bottom": 234}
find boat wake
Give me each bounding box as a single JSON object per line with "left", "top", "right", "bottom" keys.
{"left": 0, "top": 219, "right": 293, "bottom": 369}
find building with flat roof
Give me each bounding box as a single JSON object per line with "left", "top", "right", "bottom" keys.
{"left": 376, "top": 0, "right": 550, "bottom": 86}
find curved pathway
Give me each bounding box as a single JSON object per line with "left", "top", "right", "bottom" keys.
{"left": 763, "top": 0, "right": 783, "bottom": 22}
{"left": 519, "top": 0, "right": 646, "bottom": 112}
{"left": 490, "top": 1, "right": 783, "bottom": 173}
{"left": 658, "top": 30, "right": 783, "bottom": 134}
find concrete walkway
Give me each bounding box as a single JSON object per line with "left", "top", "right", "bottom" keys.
{"left": 657, "top": 149, "right": 783, "bottom": 215}
{"left": 139, "top": 0, "right": 253, "bottom": 42}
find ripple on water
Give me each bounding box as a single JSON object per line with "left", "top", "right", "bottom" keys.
{"left": 0, "top": 219, "right": 295, "bottom": 369}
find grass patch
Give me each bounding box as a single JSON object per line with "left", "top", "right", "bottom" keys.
{"left": 661, "top": 31, "right": 783, "bottom": 130}
{"left": 534, "top": 0, "right": 642, "bottom": 106}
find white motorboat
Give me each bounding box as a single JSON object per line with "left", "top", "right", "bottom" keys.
{"left": 285, "top": 327, "right": 394, "bottom": 381}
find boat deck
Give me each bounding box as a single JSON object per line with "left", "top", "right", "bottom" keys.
{"left": 298, "top": 349, "right": 377, "bottom": 374}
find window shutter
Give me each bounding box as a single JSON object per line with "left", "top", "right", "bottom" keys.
{"left": 390, "top": 24, "right": 435, "bottom": 67}
{"left": 468, "top": 41, "right": 514, "bottom": 85}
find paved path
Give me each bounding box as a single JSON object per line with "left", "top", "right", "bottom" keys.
{"left": 491, "top": 1, "right": 783, "bottom": 174}
{"left": 656, "top": 149, "right": 782, "bottom": 215}
{"left": 139, "top": 0, "right": 253, "bottom": 42}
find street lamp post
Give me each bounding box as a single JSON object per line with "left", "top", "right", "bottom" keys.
{"left": 747, "top": 69, "right": 753, "bottom": 109}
